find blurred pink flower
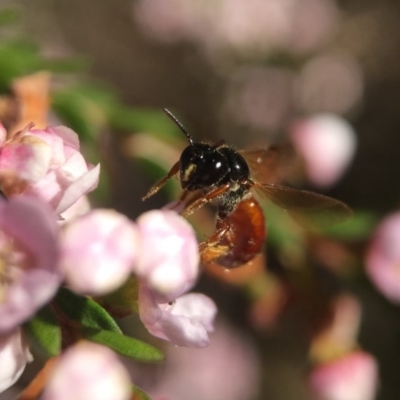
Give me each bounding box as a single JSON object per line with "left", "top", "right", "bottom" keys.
{"left": 0, "top": 196, "right": 61, "bottom": 333}
{"left": 135, "top": 210, "right": 199, "bottom": 303}
{"left": 42, "top": 342, "right": 131, "bottom": 400}
{"left": 290, "top": 114, "right": 357, "bottom": 187}
{"left": 366, "top": 212, "right": 400, "bottom": 303}
{"left": 148, "top": 322, "right": 260, "bottom": 400}
{"left": 309, "top": 351, "right": 379, "bottom": 400}
{"left": 60, "top": 209, "right": 139, "bottom": 296}
{"left": 139, "top": 285, "right": 217, "bottom": 348}
{"left": 0, "top": 328, "right": 33, "bottom": 393}
{"left": 310, "top": 294, "right": 362, "bottom": 365}
{"left": 288, "top": 0, "right": 339, "bottom": 54}
{"left": 0, "top": 125, "right": 100, "bottom": 215}
{"left": 134, "top": 0, "right": 339, "bottom": 57}
{"left": 296, "top": 53, "right": 363, "bottom": 115}
{"left": 0, "top": 122, "right": 6, "bottom": 145}
{"left": 226, "top": 67, "right": 295, "bottom": 132}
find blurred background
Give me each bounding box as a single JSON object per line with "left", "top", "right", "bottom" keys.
{"left": 2, "top": 0, "right": 400, "bottom": 399}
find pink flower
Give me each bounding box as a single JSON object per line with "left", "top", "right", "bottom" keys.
{"left": 366, "top": 212, "right": 400, "bottom": 303}
{"left": 139, "top": 285, "right": 217, "bottom": 348}
{"left": 309, "top": 352, "right": 379, "bottom": 400}
{"left": 148, "top": 322, "right": 260, "bottom": 400}
{"left": 296, "top": 53, "right": 363, "bottom": 115}
{"left": 291, "top": 114, "right": 356, "bottom": 187}
{"left": 290, "top": 114, "right": 357, "bottom": 187}
{"left": 134, "top": 210, "right": 199, "bottom": 303}
{"left": 60, "top": 209, "right": 139, "bottom": 296}
{"left": 0, "top": 125, "right": 100, "bottom": 215}
{"left": 134, "top": 0, "right": 339, "bottom": 56}
{"left": 310, "top": 294, "right": 362, "bottom": 362}
{"left": 0, "top": 329, "right": 33, "bottom": 393}
{"left": 0, "top": 122, "right": 6, "bottom": 145}
{"left": 42, "top": 342, "right": 131, "bottom": 400}
{"left": 0, "top": 196, "right": 61, "bottom": 333}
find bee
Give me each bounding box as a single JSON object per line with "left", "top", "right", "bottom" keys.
{"left": 142, "top": 109, "right": 352, "bottom": 268}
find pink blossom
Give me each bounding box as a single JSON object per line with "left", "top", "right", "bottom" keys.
{"left": 296, "top": 53, "right": 363, "bottom": 115}
{"left": 42, "top": 342, "right": 131, "bottom": 400}
{"left": 0, "top": 125, "right": 100, "bottom": 215}
{"left": 0, "top": 329, "right": 33, "bottom": 393}
{"left": 134, "top": 0, "right": 339, "bottom": 57}
{"left": 0, "top": 196, "right": 61, "bottom": 333}
{"left": 146, "top": 322, "right": 260, "bottom": 400}
{"left": 309, "top": 352, "right": 379, "bottom": 400}
{"left": 290, "top": 114, "right": 357, "bottom": 187}
{"left": 135, "top": 210, "right": 199, "bottom": 303}
{"left": 139, "top": 285, "right": 217, "bottom": 348}
{"left": 60, "top": 209, "right": 139, "bottom": 296}
{"left": 0, "top": 122, "right": 6, "bottom": 146}
{"left": 366, "top": 212, "right": 400, "bottom": 303}
{"left": 310, "top": 294, "right": 362, "bottom": 362}
{"left": 226, "top": 67, "right": 294, "bottom": 132}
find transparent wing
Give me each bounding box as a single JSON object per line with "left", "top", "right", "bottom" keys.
{"left": 239, "top": 145, "right": 296, "bottom": 184}
{"left": 254, "top": 182, "right": 353, "bottom": 229}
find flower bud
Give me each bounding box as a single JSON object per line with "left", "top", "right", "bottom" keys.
{"left": 60, "top": 210, "right": 139, "bottom": 296}
{"left": 366, "top": 212, "right": 400, "bottom": 303}
{"left": 309, "top": 351, "right": 378, "bottom": 400}
{"left": 135, "top": 210, "right": 199, "bottom": 303}
{"left": 42, "top": 342, "right": 131, "bottom": 400}
{"left": 290, "top": 114, "right": 356, "bottom": 187}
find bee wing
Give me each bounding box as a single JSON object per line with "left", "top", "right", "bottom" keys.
{"left": 254, "top": 182, "right": 353, "bottom": 229}
{"left": 239, "top": 145, "right": 296, "bottom": 184}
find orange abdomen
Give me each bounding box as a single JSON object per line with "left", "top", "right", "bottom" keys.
{"left": 202, "top": 195, "right": 266, "bottom": 268}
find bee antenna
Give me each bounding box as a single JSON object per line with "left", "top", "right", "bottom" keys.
{"left": 163, "top": 108, "right": 194, "bottom": 146}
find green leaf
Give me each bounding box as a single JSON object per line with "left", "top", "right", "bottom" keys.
{"left": 266, "top": 203, "right": 304, "bottom": 245}
{"left": 110, "top": 107, "right": 183, "bottom": 140}
{"left": 45, "top": 57, "right": 89, "bottom": 74}
{"left": 83, "top": 327, "right": 164, "bottom": 363}
{"left": 96, "top": 276, "right": 140, "bottom": 315}
{"left": 0, "top": 7, "right": 20, "bottom": 25}
{"left": 0, "top": 40, "right": 44, "bottom": 89}
{"left": 52, "top": 86, "right": 111, "bottom": 140}
{"left": 132, "top": 385, "right": 153, "bottom": 400}
{"left": 55, "top": 288, "right": 121, "bottom": 333}
{"left": 322, "top": 210, "right": 377, "bottom": 240}
{"left": 24, "top": 306, "right": 61, "bottom": 357}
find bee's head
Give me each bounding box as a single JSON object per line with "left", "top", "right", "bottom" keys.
{"left": 179, "top": 143, "right": 228, "bottom": 190}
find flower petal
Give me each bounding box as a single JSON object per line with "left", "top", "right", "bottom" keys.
{"left": 139, "top": 285, "right": 217, "bottom": 348}
{"left": 55, "top": 164, "right": 100, "bottom": 214}
{"left": 0, "top": 329, "right": 33, "bottom": 393}
{"left": 0, "top": 196, "right": 61, "bottom": 332}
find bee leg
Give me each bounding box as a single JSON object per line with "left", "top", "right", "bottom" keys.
{"left": 181, "top": 183, "right": 231, "bottom": 217}
{"left": 142, "top": 161, "right": 180, "bottom": 201}
{"left": 199, "top": 219, "right": 230, "bottom": 252}
{"left": 164, "top": 190, "right": 195, "bottom": 213}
